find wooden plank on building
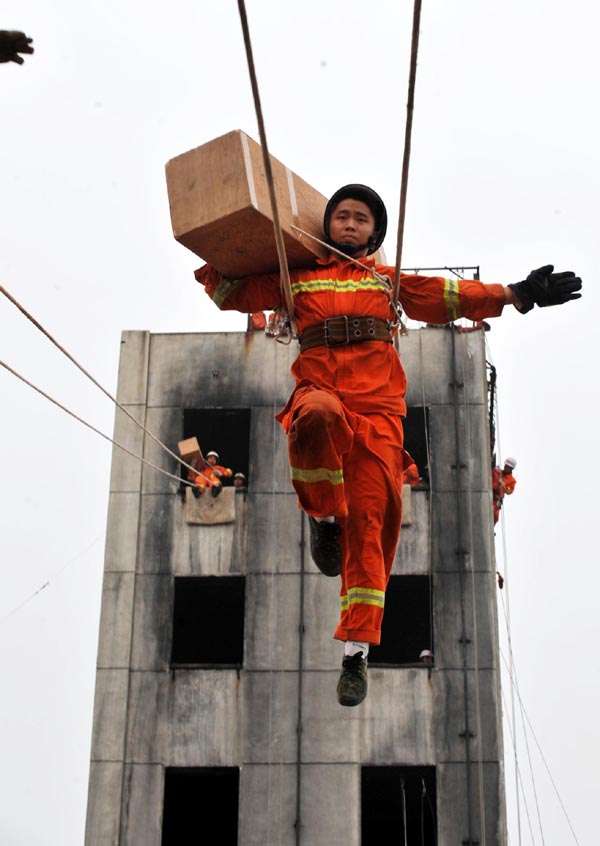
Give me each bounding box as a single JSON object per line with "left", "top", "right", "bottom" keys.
{"left": 185, "top": 486, "right": 236, "bottom": 525}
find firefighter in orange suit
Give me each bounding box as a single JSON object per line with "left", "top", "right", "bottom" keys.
{"left": 195, "top": 183, "right": 581, "bottom": 706}
{"left": 189, "top": 450, "right": 232, "bottom": 497}
{"left": 492, "top": 457, "right": 517, "bottom": 523}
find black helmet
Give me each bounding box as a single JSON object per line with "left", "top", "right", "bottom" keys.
{"left": 323, "top": 183, "right": 388, "bottom": 255}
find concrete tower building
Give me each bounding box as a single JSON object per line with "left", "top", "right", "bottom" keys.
{"left": 84, "top": 320, "right": 506, "bottom": 845}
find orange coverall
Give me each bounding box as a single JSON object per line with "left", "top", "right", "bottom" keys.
{"left": 492, "top": 467, "right": 517, "bottom": 523}
{"left": 403, "top": 458, "right": 420, "bottom": 487}
{"left": 188, "top": 459, "right": 232, "bottom": 493}
{"left": 196, "top": 256, "right": 506, "bottom": 645}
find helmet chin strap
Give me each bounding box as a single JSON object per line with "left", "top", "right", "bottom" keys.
{"left": 329, "top": 236, "right": 379, "bottom": 256}
{"left": 331, "top": 240, "right": 368, "bottom": 255}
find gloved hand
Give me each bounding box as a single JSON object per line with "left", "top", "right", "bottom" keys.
{"left": 508, "top": 264, "right": 582, "bottom": 314}
{"left": 0, "top": 31, "right": 34, "bottom": 64}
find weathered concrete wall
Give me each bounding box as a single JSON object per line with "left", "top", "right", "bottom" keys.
{"left": 85, "top": 326, "right": 505, "bottom": 846}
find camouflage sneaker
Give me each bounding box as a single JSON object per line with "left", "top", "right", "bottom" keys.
{"left": 308, "top": 517, "right": 342, "bottom": 576}
{"left": 337, "top": 652, "right": 368, "bottom": 706}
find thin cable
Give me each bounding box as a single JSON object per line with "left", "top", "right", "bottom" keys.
{"left": 500, "top": 683, "right": 539, "bottom": 846}
{"left": 0, "top": 535, "right": 102, "bottom": 626}
{"left": 393, "top": 0, "right": 423, "bottom": 306}
{"left": 0, "top": 285, "right": 210, "bottom": 482}
{"left": 290, "top": 225, "right": 391, "bottom": 282}
{"left": 499, "top": 622, "right": 580, "bottom": 844}
{"left": 488, "top": 339, "right": 523, "bottom": 846}
{"left": 236, "top": 0, "right": 296, "bottom": 335}
{"left": 1, "top": 359, "right": 202, "bottom": 488}
{"left": 513, "top": 651, "right": 546, "bottom": 846}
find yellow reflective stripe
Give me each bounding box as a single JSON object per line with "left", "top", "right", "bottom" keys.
{"left": 212, "top": 276, "right": 245, "bottom": 308}
{"left": 291, "top": 277, "right": 388, "bottom": 296}
{"left": 340, "top": 586, "right": 385, "bottom": 611}
{"left": 444, "top": 278, "right": 461, "bottom": 321}
{"left": 290, "top": 466, "right": 344, "bottom": 485}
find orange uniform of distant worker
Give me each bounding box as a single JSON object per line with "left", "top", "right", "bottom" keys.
{"left": 189, "top": 452, "right": 232, "bottom": 494}
{"left": 492, "top": 461, "right": 517, "bottom": 523}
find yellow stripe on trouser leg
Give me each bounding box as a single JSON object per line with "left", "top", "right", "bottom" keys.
{"left": 340, "top": 587, "right": 386, "bottom": 611}
{"left": 290, "top": 466, "right": 344, "bottom": 485}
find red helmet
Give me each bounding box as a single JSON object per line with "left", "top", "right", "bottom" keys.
{"left": 323, "top": 184, "right": 388, "bottom": 255}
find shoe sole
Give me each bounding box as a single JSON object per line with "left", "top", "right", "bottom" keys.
{"left": 337, "top": 689, "right": 367, "bottom": 707}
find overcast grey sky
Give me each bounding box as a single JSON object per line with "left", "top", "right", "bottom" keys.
{"left": 1, "top": 1, "right": 597, "bottom": 844}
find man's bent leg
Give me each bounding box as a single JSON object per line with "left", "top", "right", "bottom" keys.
{"left": 286, "top": 387, "right": 355, "bottom": 519}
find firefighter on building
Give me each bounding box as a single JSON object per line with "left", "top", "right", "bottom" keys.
{"left": 188, "top": 450, "right": 232, "bottom": 498}
{"left": 492, "top": 456, "right": 517, "bottom": 524}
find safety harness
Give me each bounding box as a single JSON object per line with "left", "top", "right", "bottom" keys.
{"left": 299, "top": 315, "right": 393, "bottom": 353}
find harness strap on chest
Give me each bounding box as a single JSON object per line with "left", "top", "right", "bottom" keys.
{"left": 299, "top": 315, "right": 393, "bottom": 353}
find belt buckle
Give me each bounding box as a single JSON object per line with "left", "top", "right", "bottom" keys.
{"left": 324, "top": 315, "right": 349, "bottom": 346}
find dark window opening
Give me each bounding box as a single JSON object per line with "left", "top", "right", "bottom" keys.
{"left": 162, "top": 767, "right": 239, "bottom": 845}
{"left": 369, "top": 575, "right": 433, "bottom": 666}
{"left": 171, "top": 576, "right": 245, "bottom": 666}
{"left": 361, "top": 765, "right": 436, "bottom": 846}
{"left": 403, "top": 406, "right": 430, "bottom": 487}
{"left": 182, "top": 408, "right": 251, "bottom": 488}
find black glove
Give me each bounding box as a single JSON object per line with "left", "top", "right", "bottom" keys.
{"left": 0, "top": 30, "right": 34, "bottom": 64}
{"left": 508, "top": 264, "right": 582, "bottom": 314}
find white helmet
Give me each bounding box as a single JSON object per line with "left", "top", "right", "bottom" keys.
{"left": 504, "top": 457, "right": 517, "bottom": 469}
{"left": 206, "top": 450, "right": 219, "bottom": 460}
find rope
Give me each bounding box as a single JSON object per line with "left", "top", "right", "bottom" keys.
{"left": 393, "top": 0, "right": 423, "bottom": 306}
{"left": 0, "top": 534, "right": 102, "bottom": 626}
{"left": 0, "top": 285, "right": 210, "bottom": 483}
{"left": 487, "top": 336, "right": 523, "bottom": 846}
{"left": 500, "top": 682, "right": 539, "bottom": 846}
{"left": 0, "top": 358, "right": 203, "bottom": 489}
{"left": 236, "top": 0, "right": 297, "bottom": 337}
{"left": 499, "top": 649, "right": 580, "bottom": 846}
{"left": 236, "top": 2, "right": 299, "bottom": 836}
{"left": 290, "top": 224, "right": 406, "bottom": 331}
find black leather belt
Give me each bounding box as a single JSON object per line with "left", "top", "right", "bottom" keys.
{"left": 299, "top": 315, "right": 393, "bottom": 352}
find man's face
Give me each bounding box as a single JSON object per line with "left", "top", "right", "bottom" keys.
{"left": 328, "top": 198, "right": 376, "bottom": 257}
{"left": 207, "top": 455, "right": 217, "bottom": 466}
